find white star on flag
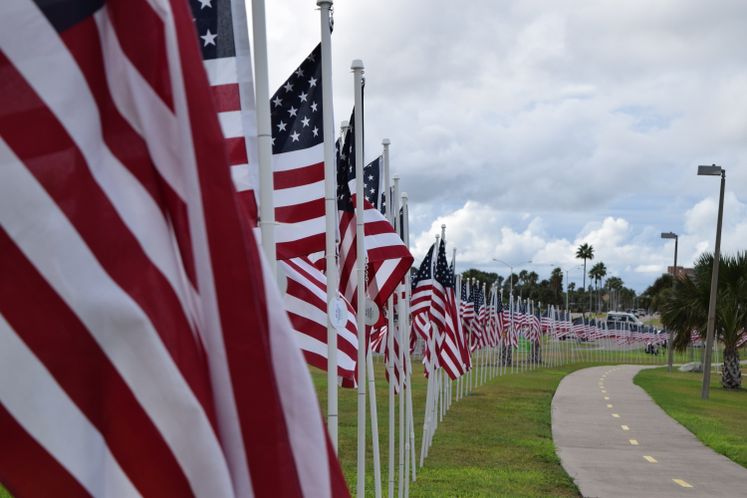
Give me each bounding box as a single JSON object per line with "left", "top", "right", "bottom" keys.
{"left": 201, "top": 28, "right": 217, "bottom": 46}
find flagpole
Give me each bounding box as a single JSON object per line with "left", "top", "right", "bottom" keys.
{"left": 401, "top": 191, "right": 416, "bottom": 485}
{"left": 352, "top": 58, "right": 367, "bottom": 498}
{"left": 383, "top": 140, "right": 396, "bottom": 498}
{"left": 316, "top": 0, "right": 341, "bottom": 450}
{"left": 393, "top": 176, "right": 406, "bottom": 498}
{"left": 250, "top": 0, "right": 277, "bottom": 272}
{"left": 367, "top": 353, "right": 383, "bottom": 498}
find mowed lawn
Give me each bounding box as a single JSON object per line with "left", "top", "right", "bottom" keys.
{"left": 635, "top": 367, "right": 747, "bottom": 468}
{"left": 312, "top": 358, "right": 584, "bottom": 497}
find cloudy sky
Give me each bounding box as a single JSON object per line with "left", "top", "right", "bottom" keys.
{"left": 261, "top": 0, "right": 747, "bottom": 292}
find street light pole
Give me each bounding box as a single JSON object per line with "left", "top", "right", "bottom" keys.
{"left": 661, "top": 231, "right": 678, "bottom": 372}
{"left": 698, "top": 164, "right": 726, "bottom": 400}
{"left": 493, "top": 258, "right": 532, "bottom": 302}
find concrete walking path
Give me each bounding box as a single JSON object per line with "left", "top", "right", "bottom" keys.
{"left": 552, "top": 365, "right": 747, "bottom": 497}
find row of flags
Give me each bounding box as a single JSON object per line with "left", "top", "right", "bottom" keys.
{"left": 0, "top": 1, "right": 683, "bottom": 496}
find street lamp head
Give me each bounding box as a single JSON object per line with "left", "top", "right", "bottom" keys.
{"left": 660, "top": 232, "right": 677, "bottom": 240}
{"left": 697, "top": 164, "right": 723, "bottom": 176}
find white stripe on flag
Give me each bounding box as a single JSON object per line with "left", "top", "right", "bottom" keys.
{"left": 0, "top": 315, "right": 141, "bottom": 498}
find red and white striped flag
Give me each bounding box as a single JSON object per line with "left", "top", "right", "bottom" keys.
{"left": 337, "top": 110, "right": 413, "bottom": 313}
{"left": 269, "top": 44, "right": 327, "bottom": 259}
{"left": 281, "top": 256, "right": 358, "bottom": 385}
{"left": 0, "top": 1, "right": 348, "bottom": 496}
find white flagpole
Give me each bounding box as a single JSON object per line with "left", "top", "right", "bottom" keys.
{"left": 440, "top": 225, "right": 446, "bottom": 422}
{"left": 316, "top": 0, "right": 341, "bottom": 450}
{"left": 361, "top": 167, "right": 382, "bottom": 498}
{"left": 351, "top": 59, "right": 367, "bottom": 498}
{"left": 394, "top": 177, "right": 406, "bottom": 498}
{"left": 367, "top": 353, "right": 383, "bottom": 498}
{"left": 401, "top": 191, "right": 416, "bottom": 485}
{"left": 250, "top": 0, "right": 277, "bottom": 274}
{"left": 383, "top": 140, "right": 396, "bottom": 498}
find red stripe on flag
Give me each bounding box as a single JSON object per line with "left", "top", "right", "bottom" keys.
{"left": 276, "top": 233, "right": 327, "bottom": 261}
{"left": 0, "top": 405, "right": 89, "bottom": 498}
{"left": 274, "top": 161, "right": 324, "bottom": 189}
{"left": 225, "top": 136, "right": 249, "bottom": 165}
{"left": 275, "top": 197, "right": 325, "bottom": 223}
{"left": 0, "top": 231, "right": 195, "bottom": 497}
{"left": 107, "top": 0, "right": 174, "bottom": 111}
{"left": 212, "top": 83, "right": 241, "bottom": 112}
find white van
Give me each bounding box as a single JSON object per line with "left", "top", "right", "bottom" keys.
{"left": 606, "top": 312, "right": 644, "bottom": 327}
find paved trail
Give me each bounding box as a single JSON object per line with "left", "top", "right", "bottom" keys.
{"left": 552, "top": 365, "right": 747, "bottom": 498}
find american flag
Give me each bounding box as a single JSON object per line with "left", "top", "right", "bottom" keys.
{"left": 410, "top": 243, "right": 442, "bottom": 375}
{"left": 460, "top": 279, "right": 475, "bottom": 325}
{"left": 0, "top": 1, "right": 349, "bottom": 496}
{"left": 196, "top": 0, "right": 259, "bottom": 224}
{"left": 435, "top": 240, "right": 467, "bottom": 380}
{"left": 528, "top": 302, "right": 542, "bottom": 342}
{"left": 336, "top": 108, "right": 413, "bottom": 312}
{"left": 270, "top": 44, "right": 326, "bottom": 259}
{"left": 369, "top": 323, "right": 407, "bottom": 393}
{"left": 280, "top": 257, "right": 358, "bottom": 386}
{"left": 468, "top": 283, "right": 486, "bottom": 351}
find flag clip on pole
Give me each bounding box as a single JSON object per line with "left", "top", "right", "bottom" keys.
{"left": 317, "top": 0, "right": 340, "bottom": 451}
{"left": 250, "top": 0, "right": 277, "bottom": 275}
{"left": 351, "top": 58, "right": 367, "bottom": 498}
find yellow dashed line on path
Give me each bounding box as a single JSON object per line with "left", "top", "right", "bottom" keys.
{"left": 604, "top": 396, "right": 610, "bottom": 400}
{"left": 673, "top": 479, "right": 693, "bottom": 488}
{"left": 612, "top": 413, "right": 620, "bottom": 418}
{"left": 607, "top": 404, "right": 613, "bottom": 408}
{"left": 643, "top": 456, "right": 657, "bottom": 463}
{"left": 601, "top": 390, "right": 607, "bottom": 394}
{"left": 621, "top": 425, "right": 629, "bottom": 431}
{"left": 629, "top": 439, "right": 639, "bottom": 445}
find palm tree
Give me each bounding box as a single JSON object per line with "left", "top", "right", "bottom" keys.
{"left": 589, "top": 262, "right": 607, "bottom": 312}
{"left": 576, "top": 243, "right": 594, "bottom": 312}
{"left": 661, "top": 251, "right": 747, "bottom": 390}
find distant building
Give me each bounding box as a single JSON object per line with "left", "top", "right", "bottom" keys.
{"left": 667, "top": 266, "right": 694, "bottom": 278}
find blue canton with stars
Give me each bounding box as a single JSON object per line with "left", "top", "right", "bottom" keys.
{"left": 411, "top": 242, "right": 435, "bottom": 290}
{"left": 363, "top": 156, "right": 382, "bottom": 210}
{"left": 434, "top": 239, "right": 451, "bottom": 289}
{"left": 270, "top": 44, "right": 323, "bottom": 154}
{"left": 190, "top": 0, "right": 235, "bottom": 61}
{"left": 336, "top": 108, "right": 356, "bottom": 212}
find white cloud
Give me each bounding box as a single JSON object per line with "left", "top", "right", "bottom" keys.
{"left": 411, "top": 194, "right": 747, "bottom": 292}
{"left": 260, "top": 1, "right": 747, "bottom": 290}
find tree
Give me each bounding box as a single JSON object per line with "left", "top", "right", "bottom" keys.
{"left": 589, "top": 262, "right": 607, "bottom": 312}
{"left": 605, "top": 277, "right": 624, "bottom": 311}
{"left": 549, "top": 267, "right": 563, "bottom": 302}
{"left": 660, "top": 252, "right": 747, "bottom": 390}
{"left": 639, "top": 274, "right": 674, "bottom": 312}
{"left": 576, "top": 243, "right": 594, "bottom": 312}
{"left": 462, "top": 268, "right": 499, "bottom": 289}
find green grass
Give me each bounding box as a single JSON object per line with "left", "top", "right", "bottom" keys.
{"left": 313, "top": 358, "right": 595, "bottom": 497}
{"left": 0, "top": 485, "right": 10, "bottom": 498}
{"left": 635, "top": 367, "right": 747, "bottom": 468}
